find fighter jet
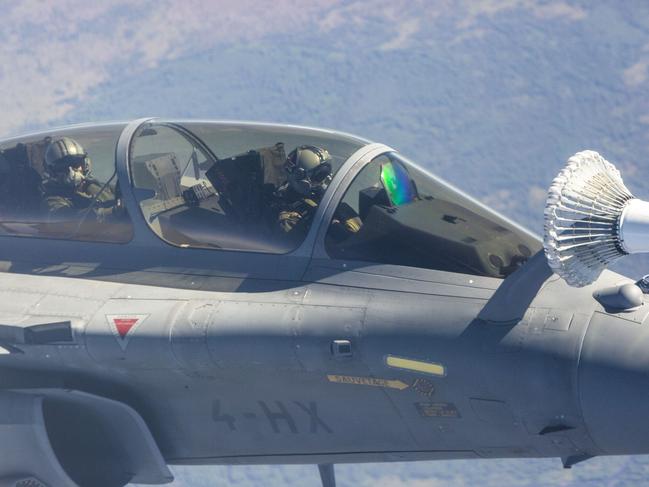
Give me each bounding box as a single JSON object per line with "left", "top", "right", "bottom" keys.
{"left": 0, "top": 118, "right": 647, "bottom": 487}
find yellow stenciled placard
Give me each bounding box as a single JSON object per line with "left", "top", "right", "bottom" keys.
{"left": 326, "top": 374, "right": 409, "bottom": 391}
{"left": 385, "top": 355, "right": 446, "bottom": 376}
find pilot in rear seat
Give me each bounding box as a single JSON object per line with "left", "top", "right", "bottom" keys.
{"left": 42, "top": 137, "right": 122, "bottom": 222}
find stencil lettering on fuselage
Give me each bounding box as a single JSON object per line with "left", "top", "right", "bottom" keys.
{"left": 327, "top": 374, "right": 409, "bottom": 390}
{"left": 212, "top": 399, "right": 236, "bottom": 431}
{"left": 415, "top": 402, "right": 461, "bottom": 418}
{"left": 211, "top": 399, "right": 333, "bottom": 434}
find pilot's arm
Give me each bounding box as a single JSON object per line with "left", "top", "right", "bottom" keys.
{"left": 329, "top": 202, "right": 362, "bottom": 241}
{"left": 43, "top": 194, "right": 76, "bottom": 217}
{"left": 277, "top": 197, "right": 319, "bottom": 234}
{"left": 84, "top": 181, "right": 125, "bottom": 223}
{"left": 44, "top": 181, "right": 122, "bottom": 223}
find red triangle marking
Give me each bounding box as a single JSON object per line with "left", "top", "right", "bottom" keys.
{"left": 113, "top": 318, "right": 139, "bottom": 339}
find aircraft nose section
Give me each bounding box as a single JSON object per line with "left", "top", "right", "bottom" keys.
{"left": 579, "top": 308, "right": 649, "bottom": 455}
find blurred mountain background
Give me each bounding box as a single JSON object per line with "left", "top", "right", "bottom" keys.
{"left": 2, "top": 0, "right": 649, "bottom": 485}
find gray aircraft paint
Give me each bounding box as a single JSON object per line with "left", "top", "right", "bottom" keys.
{"left": 0, "top": 119, "right": 645, "bottom": 487}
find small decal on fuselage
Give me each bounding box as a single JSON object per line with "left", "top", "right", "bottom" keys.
{"left": 327, "top": 374, "right": 409, "bottom": 391}
{"left": 385, "top": 355, "right": 446, "bottom": 376}
{"left": 411, "top": 378, "right": 435, "bottom": 397}
{"left": 105, "top": 314, "right": 149, "bottom": 351}
{"left": 415, "top": 402, "right": 460, "bottom": 418}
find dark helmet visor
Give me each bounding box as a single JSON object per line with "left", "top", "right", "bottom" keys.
{"left": 52, "top": 154, "right": 88, "bottom": 172}
{"left": 309, "top": 161, "right": 332, "bottom": 183}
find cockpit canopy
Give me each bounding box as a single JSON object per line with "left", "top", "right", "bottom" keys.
{"left": 0, "top": 119, "right": 541, "bottom": 280}
{"left": 129, "top": 121, "right": 367, "bottom": 253}
{"left": 0, "top": 123, "right": 132, "bottom": 243}
{"left": 325, "top": 152, "right": 540, "bottom": 278}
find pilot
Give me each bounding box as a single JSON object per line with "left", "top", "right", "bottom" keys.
{"left": 42, "top": 137, "right": 122, "bottom": 222}
{"left": 271, "top": 145, "right": 332, "bottom": 236}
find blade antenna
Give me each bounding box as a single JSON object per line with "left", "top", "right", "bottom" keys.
{"left": 318, "top": 463, "right": 336, "bottom": 487}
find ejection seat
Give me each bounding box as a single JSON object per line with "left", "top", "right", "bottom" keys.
{"left": 0, "top": 138, "right": 50, "bottom": 235}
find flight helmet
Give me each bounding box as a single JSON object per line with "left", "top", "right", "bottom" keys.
{"left": 284, "top": 145, "right": 333, "bottom": 197}
{"left": 45, "top": 137, "right": 91, "bottom": 187}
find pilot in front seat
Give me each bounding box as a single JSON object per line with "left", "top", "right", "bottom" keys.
{"left": 42, "top": 137, "right": 122, "bottom": 223}
{"left": 272, "top": 145, "right": 362, "bottom": 240}
{"left": 272, "top": 145, "right": 332, "bottom": 235}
